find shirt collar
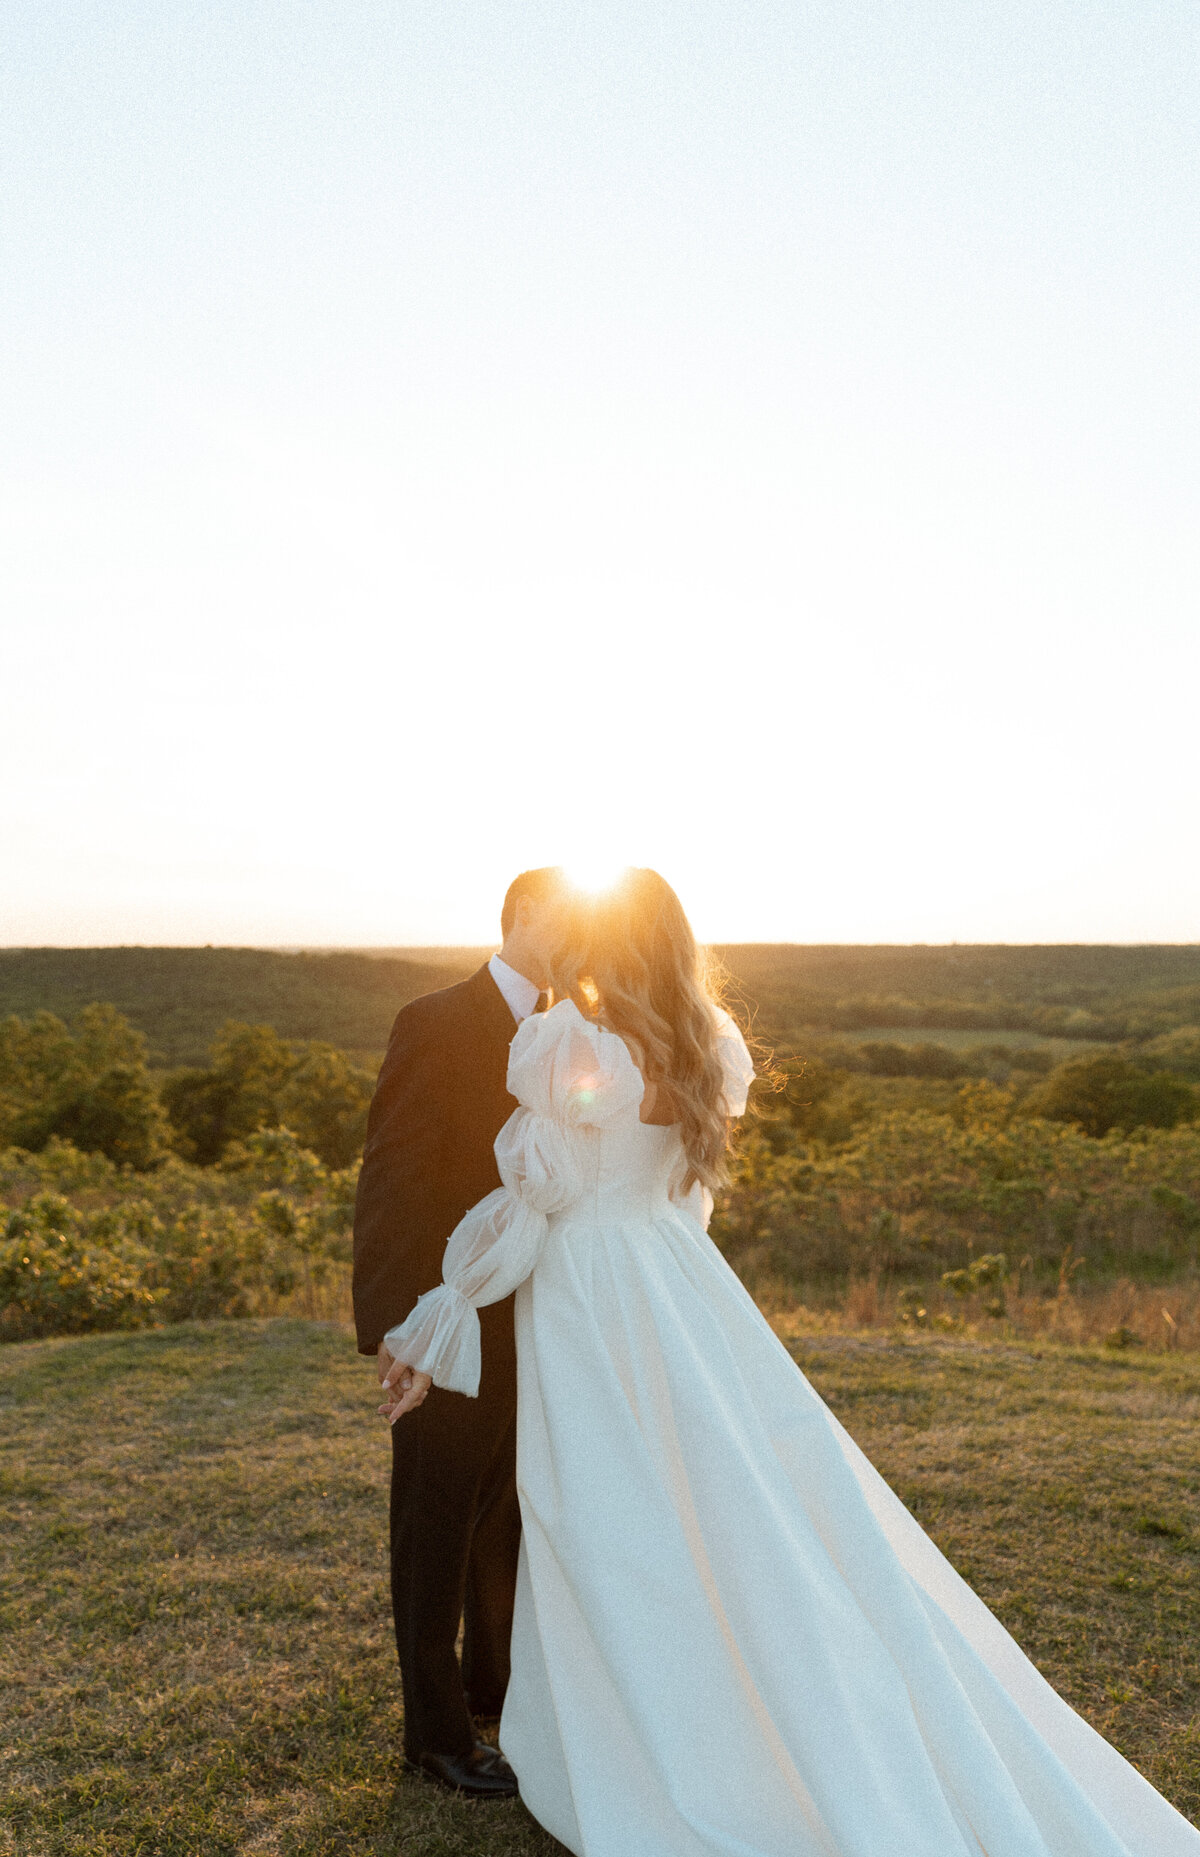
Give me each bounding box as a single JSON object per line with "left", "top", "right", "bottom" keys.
{"left": 488, "top": 952, "right": 542, "bottom": 1023}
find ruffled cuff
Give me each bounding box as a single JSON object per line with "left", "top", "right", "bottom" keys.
{"left": 383, "top": 1282, "right": 481, "bottom": 1398}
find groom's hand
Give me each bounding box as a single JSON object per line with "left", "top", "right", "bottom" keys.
{"left": 375, "top": 1340, "right": 412, "bottom": 1421}
{"left": 378, "top": 1352, "right": 433, "bottom": 1423}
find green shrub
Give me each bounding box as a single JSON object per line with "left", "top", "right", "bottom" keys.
{"left": 1023, "top": 1054, "right": 1197, "bottom": 1138}
{"left": 713, "top": 1110, "right": 1200, "bottom": 1285}
{"left": 5, "top": 1094, "right": 1200, "bottom": 1343}
{"left": 1150, "top": 1183, "right": 1200, "bottom": 1230}
{"left": 0, "top": 1006, "right": 170, "bottom": 1169}
{"left": 0, "top": 1130, "right": 359, "bottom": 1341}
{"left": 146, "top": 1203, "right": 298, "bottom": 1322}
{"left": 161, "top": 1024, "right": 372, "bottom": 1168}
{"left": 0, "top": 1194, "right": 159, "bottom": 1340}
{"left": 1141, "top": 1027, "right": 1200, "bottom": 1081}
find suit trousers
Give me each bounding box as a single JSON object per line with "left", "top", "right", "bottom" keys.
{"left": 389, "top": 1342, "right": 521, "bottom": 1759}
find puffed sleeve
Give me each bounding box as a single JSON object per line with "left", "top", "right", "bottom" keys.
{"left": 383, "top": 1001, "right": 642, "bottom": 1395}
{"left": 669, "top": 1006, "right": 755, "bottom": 1230}
{"left": 713, "top": 1006, "right": 755, "bottom": 1116}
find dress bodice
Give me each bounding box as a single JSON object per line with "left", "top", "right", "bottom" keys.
{"left": 501, "top": 997, "right": 753, "bottom": 1230}
{"left": 566, "top": 1118, "right": 686, "bottom": 1222}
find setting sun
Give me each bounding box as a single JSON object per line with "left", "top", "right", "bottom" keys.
{"left": 562, "top": 859, "right": 631, "bottom": 898}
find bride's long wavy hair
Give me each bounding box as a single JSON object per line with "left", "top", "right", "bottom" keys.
{"left": 548, "top": 868, "right": 737, "bottom": 1192}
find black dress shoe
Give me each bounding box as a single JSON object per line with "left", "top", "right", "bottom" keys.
{"left": 410, "top": 1741, "right": 518, "bottom": 1798}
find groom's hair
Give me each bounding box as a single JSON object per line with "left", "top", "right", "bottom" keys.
{"left": 501, "top": 867, "right": 565, "bottom": 938}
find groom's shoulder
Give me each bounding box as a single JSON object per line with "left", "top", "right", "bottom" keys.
{"left": 387, "top": 964, "right": 493, "bottom": 1045}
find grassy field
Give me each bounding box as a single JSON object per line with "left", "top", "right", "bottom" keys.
{"left": 2, "top": 1321, "right": 1198, "bottom": 1855}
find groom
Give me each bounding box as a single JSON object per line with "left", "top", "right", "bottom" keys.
{"left": 352, "top": 868, "right": 568, "bottom": 1798}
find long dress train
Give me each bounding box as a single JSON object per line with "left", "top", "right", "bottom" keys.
{"left": 385, "top": 998, "right": 1200, "bottom": 1857}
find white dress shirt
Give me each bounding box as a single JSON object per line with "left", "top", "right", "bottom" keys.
{"left": 488, "top": 952, "right": 542, "bottom": 1024}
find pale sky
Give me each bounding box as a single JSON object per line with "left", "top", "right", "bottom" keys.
{"left": 3, "top": 0, "right": 1198, "bottom": 946}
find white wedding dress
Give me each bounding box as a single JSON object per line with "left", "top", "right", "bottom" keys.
{"left": 385, "top": 999, "right": 1199, "bottom": 1857}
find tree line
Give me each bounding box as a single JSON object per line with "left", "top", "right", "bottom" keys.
{"left": 0, "top": 1006, "right": 374, "bottom": 1172}
{"left": 0, "top": 1002, "right": 1197, "bottom": 1182}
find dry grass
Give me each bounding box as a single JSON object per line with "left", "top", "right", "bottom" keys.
{"left": 754, "top": 1269, "right": 1200, "bottom": 1352}
{"left": 1, "top": 1318, "right": 1198, "bottom": 1854}
{"left": 0, "top": 1321, "right": 565, "bottom": 1857}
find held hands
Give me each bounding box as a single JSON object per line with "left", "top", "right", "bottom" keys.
{"left": 377, "top": 1340, "right": 432, "bottom": 1424}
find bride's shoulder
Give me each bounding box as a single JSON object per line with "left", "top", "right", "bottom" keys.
{"left": 509, "top": 995, "right": 591, "bottom": 1056}
{"left": 507, "top": 998, "right": 644, "bottom": 1125}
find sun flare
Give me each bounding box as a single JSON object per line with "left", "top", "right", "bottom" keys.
{"left": 563, "top": 858, "right": 631, "bottom": 897}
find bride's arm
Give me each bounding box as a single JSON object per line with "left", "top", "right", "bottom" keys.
{"left": 380, "top": 1001, "right": 645, "bottom": 1410}
{"left": 670, "top": 1174, "right": 716, "bottom": 1231}
{"left": 378, "top": 1173, "right": 549, "bottom": 1418}
{"left": 379, "top": 1116, "right": 575, "bottom": 1407}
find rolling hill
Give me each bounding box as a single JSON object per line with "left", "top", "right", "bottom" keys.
{"left": 1, "top": 942, "right": 1198, "bottom": 1069}
{"left": 0, "top": 947, "right": 475, "bottom": 1067}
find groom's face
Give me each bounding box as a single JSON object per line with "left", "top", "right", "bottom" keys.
{"left": 518, "top": 891, "right": 570, "bottom": 987}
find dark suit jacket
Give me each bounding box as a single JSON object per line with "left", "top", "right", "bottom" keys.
{"left": 352, "top": 962, "right": 521, "bottom": 1362}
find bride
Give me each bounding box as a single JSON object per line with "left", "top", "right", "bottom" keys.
{"left": 380, "top": 868, "right": 1199, "bottom": 1857}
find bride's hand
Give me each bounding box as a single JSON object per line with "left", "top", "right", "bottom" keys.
{"left": 378, "top": 1360, "right": 433, "bottom": 1423}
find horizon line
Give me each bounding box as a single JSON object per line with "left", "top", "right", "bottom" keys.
{"left": 3, "top": 940, "right": 1200, "bottom": 955}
